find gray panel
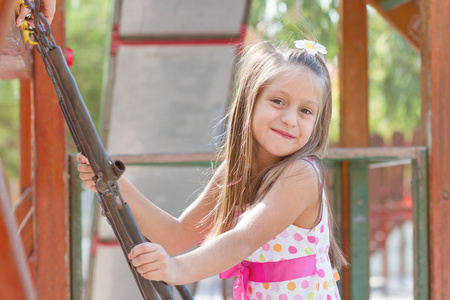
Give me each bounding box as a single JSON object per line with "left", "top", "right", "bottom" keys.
{"left": 119, "top": 0, "right": 247, "bottom": 37}
{"left": 107, "top": 45, "right": 234, "bottom": 155}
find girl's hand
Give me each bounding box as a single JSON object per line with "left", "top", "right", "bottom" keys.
{"left": 128, "top": 243, "right": 180, "bottom": 285}
{"left": 16, "top": 0, "right": 56, "bottom": 27}
{"left": 76, "top": 153, "right": 97, "bottom": 193}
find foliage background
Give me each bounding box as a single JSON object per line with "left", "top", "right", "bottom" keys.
{"left": 0, "top": 0, "right": 421, "bottom": 180}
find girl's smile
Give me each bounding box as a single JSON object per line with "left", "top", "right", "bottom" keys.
{"left": 251, "top": 69, "right": 322, "bottom": 168}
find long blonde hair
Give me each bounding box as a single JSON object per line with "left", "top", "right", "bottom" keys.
{"left": 208, "top": 41, "right": 347, "bottom": 269}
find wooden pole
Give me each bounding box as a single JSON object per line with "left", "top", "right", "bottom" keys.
{"left": 32, "top": 0, "right": 70, "bottom": 298}
{"left": 338, "top": 0, "right": 369, "bottom": 298}
{"left": 0, "top": 0, "right": 15, "bottom": 51}
{"left": 421, "top": 0, "right": 450, "bottom": 298}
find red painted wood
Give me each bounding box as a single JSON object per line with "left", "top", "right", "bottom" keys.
{"left": 0, "top": 160, "right": 36, "bottom": 300}
{"left": 32, "top": 0, "right": 70, "bottom": 298}
{"left": 338, "top": 1, "right": 369, "bottom": 298}
{"left": 364, "top": 0, "right": 420, "bottom": 52}
{"left": 0, "top": 0, "right": 15, "bottom": 52}
{"left": 421, "top": 0, "right": 450, "bottom": 297}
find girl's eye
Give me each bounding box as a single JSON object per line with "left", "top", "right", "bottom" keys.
{"left": 300, "top": 108, "right": 313, "bottom": 115}
{"left": 271, "top": 98, "right": 283, "bottom": 105}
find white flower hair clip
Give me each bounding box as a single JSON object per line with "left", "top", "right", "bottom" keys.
{"left": 294, "top": 40, "right": 327, "bottom": 55}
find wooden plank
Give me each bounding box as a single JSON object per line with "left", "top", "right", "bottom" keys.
{"left": 0, "top": 19, "right": 32, "bottom": 79}
{"left": 420, "top": 0, "right": 450, "bottom": 298}
{"left": 411, "top": 148, "right": 429, "bottom": 300}
{"left": 20, "top": 79, "right": 33, "bottom": 193}
{"left": 111, "top": 152, "right": 217, "bottom": 166}
{"left": 13, "top": 186, "right": 32, "bottom": 224}
{"left": 0, "top": 159, "right": 36, "bottom": 300}
{"left": 364, "top": 0, "right": 420, "bottom": 52}
{"left": 33, "top": 0, "right": 70, "bottom": 298}
{"left": 338, "top": 1, "right": 369, "bottom": 298}
{"left": 348, "top": 162, "right": 370, "bottom": 300}
{"left": 0, "top": 0, "right": 15, "bottom": 52}
{"left": 338, "top": 0, "right": 369, "bottom": 149}
{"left": 69, "top": 156, "right": 83, "bottom": 300}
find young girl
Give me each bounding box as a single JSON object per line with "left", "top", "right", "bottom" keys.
{"left": 77, "top": 40, "right": 347, "bottom": 299}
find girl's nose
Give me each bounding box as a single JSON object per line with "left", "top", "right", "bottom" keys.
{"left": 281, "top": 109, "right": 297, "bottom": 127}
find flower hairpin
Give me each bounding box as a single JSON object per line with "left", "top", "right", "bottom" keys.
{"left": 294, "top": 40, "right": 327, "bottom": 55}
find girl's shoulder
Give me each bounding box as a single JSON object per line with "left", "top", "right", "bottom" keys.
{"left": 280, "top": 156, "right": 323, "bottom": 181}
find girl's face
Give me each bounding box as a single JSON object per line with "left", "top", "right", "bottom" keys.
{"left": 251, "top": 69, "right": 322, "bottom": 167}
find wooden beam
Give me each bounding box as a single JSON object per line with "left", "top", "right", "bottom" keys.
{"left": 364, "top": 0, "right": 420, "bottom": 52}
{"left": 338, "top": 0, "right": 369, "bottom": 299}
{"left": 33, "top": 0, "right": 70, "bottom": 298}
{"left": 339, "top": 0, "right": 369, "bottom": 148}
{"left": 0, "top": 160, "right": 36, "bottom": 300}
{"left": 420, "top": 0, "right": 450, "bottom": 298}
{"left": 0, "top": 0, "right": 15, "bottom": 51}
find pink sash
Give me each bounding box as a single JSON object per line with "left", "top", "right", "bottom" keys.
{"left": 219, "top": 255, "right": 317, "bottom": 300}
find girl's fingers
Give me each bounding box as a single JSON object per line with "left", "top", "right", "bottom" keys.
{"left": 16, "top": 6, "right": 30, "bottom": 26}
{"left": 76, "top": 153, "right": 90, "bottom": 165}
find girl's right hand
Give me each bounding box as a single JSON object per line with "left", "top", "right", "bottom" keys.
{"left": 76, "top": 153, "right": 97, "bottom": 193}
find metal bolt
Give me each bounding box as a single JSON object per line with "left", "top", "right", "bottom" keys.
{"left": 443, "top": 191, "right": 449, "bottom": 201}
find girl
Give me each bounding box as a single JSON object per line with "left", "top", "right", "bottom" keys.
{"left": 77, "top": 40, "right": 347, "bottom": 299}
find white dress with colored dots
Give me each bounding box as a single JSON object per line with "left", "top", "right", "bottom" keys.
{"left": 244, "top": 193, "right": 341, "bottom": 300}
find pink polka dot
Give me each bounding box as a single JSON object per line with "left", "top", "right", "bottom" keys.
{"left": 256, "top": 292, "right": 263, "bottom": 299}
{"left": 307, "top": 236, "right": 315, "bottom": 243}
{"left": 294, "top": 296, "right": 303, "bottom": 300}
{"left": 315, "top": 237, "right": 319, "bottom": 245}
{"left": 320, "top": 225, "right": 325, "bottom": 233}
{"left": 262, "top": 243, "right": 270, "bottom": 251}
{"left": 279, "top": 294, "right": 288, "bottom": 300}
{"left": 288, "top": 246, "right": 298, "bottom": 254}
{"left": 266, "top": 296, "right": 272, "bottom": 300}
{"left": 280, "top": 230, "right": 289, "bottom": 238}
{"left": 294, "top": 233, "right": 303, "bottom": 241}
{"left": 272, "top": 283, "right": 280, "bottom": 291}
{"left": 301, "top": 280, "right": 309, "bottom": 288}
{"left": 327, "top": 295, "right": 332, "bottom": 300}
{"left": 318, "top": 269, "right": 325, "bottom": 278}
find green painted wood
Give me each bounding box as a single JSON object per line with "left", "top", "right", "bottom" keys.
{"left": 412, "top": 149, "right": 429, "bottom": 300}
{"left": 69, "top": 155, "right": 83, "bottom": 300}
{"left": 349, "top": 162, "right": 370, "bottom": 300}
{"left": 379, "top": 0, "right": 412, "bottom": 10}
{"left": 325, "top": 161, "right": 346, "bottom": 295}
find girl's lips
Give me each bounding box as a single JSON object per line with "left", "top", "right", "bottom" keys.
{"left": 271, "top": 128, "right": 296, "bottom": 139}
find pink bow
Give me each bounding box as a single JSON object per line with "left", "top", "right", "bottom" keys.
{"left": 220, "top": 262, "right": 250, "bottom": 300}
{"left": 220, "top": 255, "right": 317, "bottom": 300}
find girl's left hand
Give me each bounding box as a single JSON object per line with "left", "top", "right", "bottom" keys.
{"left": 128, "top": 242, "right": 179, "bottom": 285}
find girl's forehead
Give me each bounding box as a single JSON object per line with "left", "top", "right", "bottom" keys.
{"left": 265, "top": 69, "right": 324, "bottom": 101}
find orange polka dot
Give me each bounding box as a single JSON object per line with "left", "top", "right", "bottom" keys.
{"left": 248, "top": 286, "right": 253, "bottom": 294}
{"left": 287, "top": 282, "right": 296, "bottom": 291}
{"left": 334, "top": 272, "right": 340, "bottom": 281}
{"left": 316, "top": 283, "right": 320, "bottom": 291}
{"left": 263, "top": 283, "right": 270, "bottom": 290}
{"left": 323, "top": 281, "right": 328, "bottom": 290}
{"left": 273, "top": 244, "right": 282, "bottom": 252}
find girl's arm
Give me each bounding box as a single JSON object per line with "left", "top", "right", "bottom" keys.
{"left": 129, "top": 160, "right": 320, "bottom": 285}
{"left": 76, "top": 153, "right": 222, "bottom": 255}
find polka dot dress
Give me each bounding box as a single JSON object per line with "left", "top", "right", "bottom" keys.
{"left": 244, "top": 166, "right": 341, "bottom": 300}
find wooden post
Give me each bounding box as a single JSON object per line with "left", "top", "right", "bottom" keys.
{"left": 0, "top": 0, "right": 15, "bottom": 51}
{"left": 32, "top": 0, "right": 70, "bottom": 298}
{"left": 338, "top": 0, "right": 369, "bottom": 298}
{"left": 420, "top": 0, "right": 450, "bottom": 298}
{"left": 0, "top": 160, "right": 36, "bottom": 300}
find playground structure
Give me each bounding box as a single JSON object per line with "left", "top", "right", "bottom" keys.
{"left": 0, "top": 0, "right": 449, "bottom": 299}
